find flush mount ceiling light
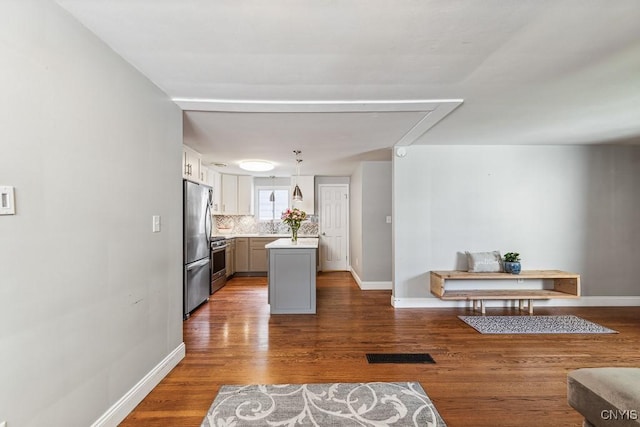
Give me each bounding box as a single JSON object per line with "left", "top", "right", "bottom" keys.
{"left": 238, "top": 160, "right": 274, "bottom": 172}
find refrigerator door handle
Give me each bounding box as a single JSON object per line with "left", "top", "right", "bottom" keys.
{"left": 205, "top": 202, "right": 212, "bottom": 245}
{"left": 186, "top": 257, "right": 210, "bottom": 270}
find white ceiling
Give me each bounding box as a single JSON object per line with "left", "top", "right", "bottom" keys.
{"left": 56, "top": 0, "right": 640, "bottom": 176}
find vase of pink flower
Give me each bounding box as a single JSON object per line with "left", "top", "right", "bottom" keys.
{"left": 281, "top": 208, "right": 307, "bottom": 243}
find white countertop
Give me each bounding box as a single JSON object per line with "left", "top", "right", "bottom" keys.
{"left": 213, "top": 233, "right": 318, "bottom": 239}
{"left": 265, "top": 237, "right": 319, "bottom": 249}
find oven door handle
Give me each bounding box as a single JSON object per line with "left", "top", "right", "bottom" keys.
{"left": 211, "top": 244, "right": 228, "bottom": 252}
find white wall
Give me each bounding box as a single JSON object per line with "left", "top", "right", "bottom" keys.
{"left": 393, "top": 145, "right": 640, "bottom": 301}
{"left": 0, "top": 1, "right": 183, "bottom": 426}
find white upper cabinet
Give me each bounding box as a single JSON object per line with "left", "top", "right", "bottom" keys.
{"left": 219, "top": 174, "right": 254, "bottom": 215}
{"left": 291, "top": 175, "right": 315, "bottom": 214}
{"left": 221, "top": 174, "right": 238, "bottom": 214}
{"left": 182, "top": 145, "right": 201, "bottom": 181}
{"left": 237, "top": 175, "right": 254, "bottom": 215}
{"left": 181, "top": 147, "right": 224, "bottom": 215}
{"left": 200, "top": 165, "right": 214, "bottom": 187}
{"left": 211, "top": 170, "right": 222, "bottom": 214}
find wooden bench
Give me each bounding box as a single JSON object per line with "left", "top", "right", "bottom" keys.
{"left": 430, "top": 270, "right": 580, "bottom": 314}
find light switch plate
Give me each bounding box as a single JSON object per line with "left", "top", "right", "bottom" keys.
{"left": 385, "top": 216, "right": 392, "bottom": 224}
{"left": 152, "top": 215, "right": 161, "bottom": 232}
{"left": 0, "top": 186, "right": 16, "bottom": 215}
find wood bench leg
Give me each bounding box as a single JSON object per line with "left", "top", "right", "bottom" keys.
{"left": 519, "top": 299, "right": 524, "bottom": 311}
{"left": 480, "top": 300, "right": 485, "bottom": 315}
{"left": 528, "top": 299, "right": 533, "bottom": 315}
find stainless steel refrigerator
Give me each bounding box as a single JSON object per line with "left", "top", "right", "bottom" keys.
{"left": 183, "top": 180, "right": 213, "bottom": 319}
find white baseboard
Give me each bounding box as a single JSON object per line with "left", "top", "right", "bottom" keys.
{"left": 91, "top": 342, "right": 186, "bottom": 427}
{"left": 350, "top": 269, "right": 392, "bottom": 290}
{"left": 391, "top": 296, "right": 640, "bottom": 308}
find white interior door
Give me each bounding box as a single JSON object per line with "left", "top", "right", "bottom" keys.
{"left": 319, "top": 184, "right": 348, "bottom": 271}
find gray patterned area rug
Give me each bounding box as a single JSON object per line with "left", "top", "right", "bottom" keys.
{"left": 459, "top": 315, "right": 617, "bottom": 334}
{"left": 201, "top": 382, "right": 447, "bottom": 426}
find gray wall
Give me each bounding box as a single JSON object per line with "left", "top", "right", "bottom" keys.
{"left": 0, "top": 1, "right": 183, "bottom": 426}
{"left": 393, "top": 145, "right": 640, "bottom": 300}
{"left": 254, "top": 177, "right": 291, "bottom": 187}
{"left": 350, "top": 162, "right": 392, "bottom": 282}
{"left": 316, "top": 176, "right": 351, "bottom": 185}
{"left": 350, "top": 165, "right": 364, "bottom": 277}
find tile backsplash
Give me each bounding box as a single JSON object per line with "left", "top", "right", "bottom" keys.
{"left": 214, "top": 215, "right": 319, "bottom": 235}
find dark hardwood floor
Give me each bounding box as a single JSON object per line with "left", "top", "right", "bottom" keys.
{"left": 120, "top": 272, "right": 640, "bottom": 426}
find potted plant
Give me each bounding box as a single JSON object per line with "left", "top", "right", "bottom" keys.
{"left": 503, "top": 252, "right": 521, "bottom": 274}
{"left": 281, "top": 208, "right": 307, "bottom": 243}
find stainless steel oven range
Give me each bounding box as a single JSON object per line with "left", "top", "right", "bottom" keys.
{"left": 210, "top": 237, "right": 227, "bottom": 294}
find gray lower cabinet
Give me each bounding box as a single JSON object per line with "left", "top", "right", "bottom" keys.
{"left": 267, "top": 247, "right": 316, "bottom": 314}
{"left": 249, "top": 237, "right": 278, "bottom": 272}
{"left": 235, "top": 237, "right": 249, "bottom": 272}
{"left": 225, "top": 238, "right": 235, "bottom": 277}
{"left": 228, "top": 237, "right": 278, "bottom": 276}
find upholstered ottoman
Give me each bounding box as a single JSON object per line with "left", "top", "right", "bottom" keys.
{"left": 567, "top": 368, "right": 640, "bottom": 427}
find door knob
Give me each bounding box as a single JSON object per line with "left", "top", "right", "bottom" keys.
{"left": 322, "top": 232, "right": 326, "bottom": 236}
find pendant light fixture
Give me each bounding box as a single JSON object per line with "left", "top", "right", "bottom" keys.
{"left": 292, "top": 150, "right": 303, "bottom": 202}
{"left": 269, "top": 175, "right": 276, "bottom": 233}
{"left": 269, "top": 175, "right": 275, "bottom": 202}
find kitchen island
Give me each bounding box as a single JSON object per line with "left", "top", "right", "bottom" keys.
{"left": 265, "top": 238, "right": 319, "bottom": 314}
